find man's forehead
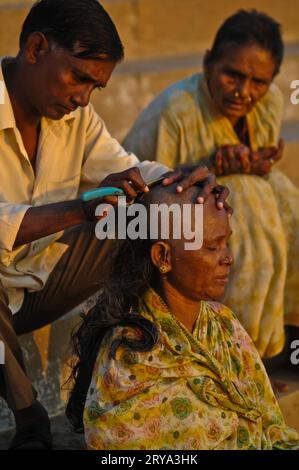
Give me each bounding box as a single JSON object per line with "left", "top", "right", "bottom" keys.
{"left": 66, "top": 52, "right": 107, "bottom": 69}
{"left": 55, "top": 50, "right": 115, "bottom": 85}
{"left": 53, "top": 48, "right": 111, "bottom": 68}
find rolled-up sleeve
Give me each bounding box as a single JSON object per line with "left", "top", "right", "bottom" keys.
{"left": 0, "top": 203, "right": 31, "bottom": 266}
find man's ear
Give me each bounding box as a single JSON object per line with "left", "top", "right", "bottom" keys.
{"left": 151, "top": 241, "right": 172, "bottom": 272}
{"left": 203, "top": 49, "right": 212, "bottom": 76}
{"left": 24, "top": 32, "right": 51, "bottom": 65}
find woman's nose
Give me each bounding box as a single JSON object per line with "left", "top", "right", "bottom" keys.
{"left": 221, "top": 248, "right": 234, "bottom": 266}
{"left": 238, "top": 79, "right": 251, "bottom": 100}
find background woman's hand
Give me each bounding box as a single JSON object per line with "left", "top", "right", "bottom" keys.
{"left": 213, "top": 140, "right": 284, "bottom": 177}
{"left": 250, "top": 139, "right": 284, "bottom": 176}
{"left": 214, "top": 144, "right": 251, "bottom": 176}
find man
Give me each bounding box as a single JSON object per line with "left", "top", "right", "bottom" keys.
{"left": 0, "top": 0, "right": 228, "bottom": 449}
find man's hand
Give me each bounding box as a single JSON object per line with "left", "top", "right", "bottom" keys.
{"left": 250, "top": 139, "right": 284, "bottom": 176}
{"left": 81, "top": 167, "right": 150, "bottom": 221}
{"left": 84, "top": 165, "right": 233, "bottom": 221}
{"left": 162, "top": 165, "right": 232, "bottom": 212}
{"left": 99, "top": 167, "right": 149, "bottom": 200}
{"left": 214, "top": 144, "right": 251, "bottom": 176}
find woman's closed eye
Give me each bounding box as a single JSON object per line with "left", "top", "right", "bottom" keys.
{"left": 205, "top": 245, "right": 218, "bottom": 252}
{"left": 205, "top": 240, "right": 231, "bottom": 252}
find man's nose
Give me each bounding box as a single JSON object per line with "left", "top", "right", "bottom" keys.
{"left": 71, "top": 86, "right": 93, "bottom": 108}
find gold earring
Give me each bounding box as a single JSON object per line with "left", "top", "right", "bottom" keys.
{"left": 159, "top": 264, "right": 169, "bottom": 274}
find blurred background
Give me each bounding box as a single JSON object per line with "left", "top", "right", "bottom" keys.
{"left": 0, "top": 0, "right": 298, "bottom": 443}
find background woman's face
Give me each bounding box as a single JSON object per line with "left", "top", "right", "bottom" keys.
{"left": 206, "top": 43, "right": 276, "bottom": 125}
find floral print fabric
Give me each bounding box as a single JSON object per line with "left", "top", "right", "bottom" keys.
{"left": 84, "top": 289, "right": 299, "bottom": 450}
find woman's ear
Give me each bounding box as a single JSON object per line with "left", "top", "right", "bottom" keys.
{"left": 151, "top": 242, "right": 172, "bottom": 274}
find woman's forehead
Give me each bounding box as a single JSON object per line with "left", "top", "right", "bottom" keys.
{"left": 214, "top": 43, "right": 275, "bottom": 75}
{"left": 203, "top": 203, "right": 230, "bottom": 239}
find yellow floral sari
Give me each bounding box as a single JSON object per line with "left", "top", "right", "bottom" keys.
{"left": 123, "top": 73, "right": 299, "bottom": 358}
{"left": 84, "top": 289, "right": 299, "bottom": 450}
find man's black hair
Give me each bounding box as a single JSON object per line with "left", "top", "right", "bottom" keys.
{"left": 19, "top": 0, "right": 124, "bottom": 62}
{"left": 205, "top": 9, "right": 284, "bottom": 76}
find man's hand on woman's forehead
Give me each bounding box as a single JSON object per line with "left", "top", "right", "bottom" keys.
{"left": 162, "top": 165, "right": 232, "bottom": 215}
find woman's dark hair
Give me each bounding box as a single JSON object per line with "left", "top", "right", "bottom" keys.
{"left": 205, "top": 9, "right": 284, "bottom": 76}
{"left": 66, "top": 235, "right": 160, "bottom": 432}
{"left": 66, "top": 182, "right": 207, "bottom": 431}
{"left": 19, "top": 0, "right": 124, "bottom": 62}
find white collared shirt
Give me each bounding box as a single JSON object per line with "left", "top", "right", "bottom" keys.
{"left": 0, "top": 58, "right": 168, "bottom": 313}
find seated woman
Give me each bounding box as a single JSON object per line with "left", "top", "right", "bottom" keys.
{"left": 123, "top": 10, "right": 299, "bottom": 360}
{"left": 67, "top": 184, "right": 299, "bottom": 450}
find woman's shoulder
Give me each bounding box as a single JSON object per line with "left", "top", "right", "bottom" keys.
{"left": 93, "top": 325, "right": 144, "bottom": 376}
{"left": 256, "top": 82, "right": 284, "bottom": 115}
{"left": 162, "top": 73, "right": 203, "bottom": 113}
{"left": 98, "top": 313, "right": 161, "bottom": 360}
{"left": 102, "top": 323, "right": 145, "bottom": 348}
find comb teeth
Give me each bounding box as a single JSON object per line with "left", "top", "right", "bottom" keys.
{"left": 146, "top": 176, "right": 165, "bottom": 188}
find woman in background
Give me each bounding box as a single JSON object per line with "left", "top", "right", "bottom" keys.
{"left": 123, "top": 10, "right": 299, "bottom": 361}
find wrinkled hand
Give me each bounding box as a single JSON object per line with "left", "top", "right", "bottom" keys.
{"left": 162, "top": 165, "right": 232, "bottom": 213}
{"left": 250, "top": 139, "right": 284, "bottom": 176}
{"left": 214, "top": 144, "right": 251, "bottom": 176}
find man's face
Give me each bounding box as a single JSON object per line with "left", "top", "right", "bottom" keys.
{"left": 206, "top": 44, "right": 275, "bottom": 125}
{"left": 27, "top": 47, "right": 117, "bottom": 120}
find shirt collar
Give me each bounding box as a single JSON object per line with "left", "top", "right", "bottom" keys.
{"left": 0, "top": 56, "right": 76, "bottom": 131}
{"left": 0, "top": 57, "right": 16, "bottom": 130}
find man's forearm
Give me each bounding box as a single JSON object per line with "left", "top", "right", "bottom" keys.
{"left": 14, "top": 199, "right": 88, "bottom": 248}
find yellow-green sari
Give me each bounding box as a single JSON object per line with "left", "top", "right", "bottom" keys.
{"left": 84, "top": 289, "right": 299, "bottom": 450}
{"left": 123, "top": 74, "right": 299, "bottom": 357}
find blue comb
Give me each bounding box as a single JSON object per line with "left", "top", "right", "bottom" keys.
{"left": 80, "top": 187, "right": 124, "bottom": 202}
{"left": 80, "top": 176, "right": 165, "bottom": 202}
